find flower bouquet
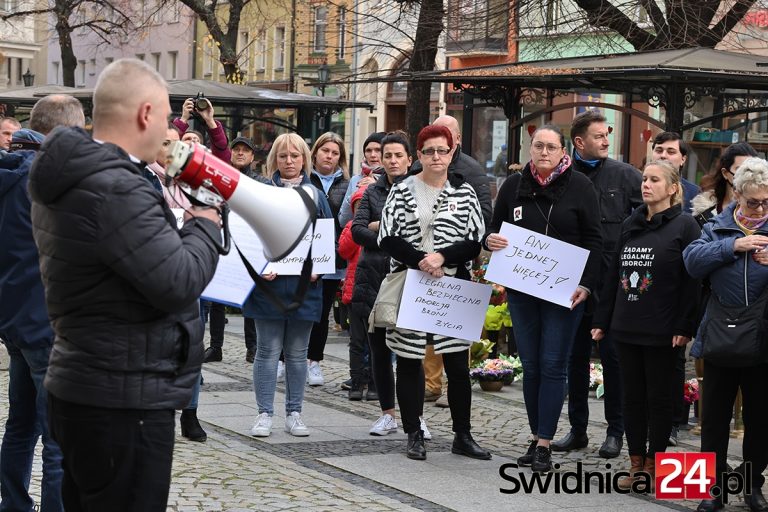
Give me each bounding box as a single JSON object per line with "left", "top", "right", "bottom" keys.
{"left": 590, "top": 362, "right": 605, "bottom": 399}
{"left": 499, "top": 353, "right": 523, "bottom": 383}
{"left": 470, "top": 358, "right": 515, "bottom": 391}
{"left": 683, "top": 378, "right": 700, "bottom": 404}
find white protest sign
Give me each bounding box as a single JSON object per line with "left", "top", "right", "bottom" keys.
{"left": 485, "top": 222, "right": 589, "bottom": 308}
{"left": 171, "top": 208, "right": 185, "bottom": 229}
{"left": 396, "top": 270, "right": 492, "bottom": 341}
{"left": 263, "top": 218, "right": 335, "bottom": 275}
{"left": 201, "top": 213, "right": 266, "bottom": 307}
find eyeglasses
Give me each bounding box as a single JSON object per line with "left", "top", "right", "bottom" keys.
{"left": 421, "top": 147, "right": 451, "bottom": 156}
{"left": 531, "top": 143, "right": 563, "bottom": 153}
{"left": 744, "top": 198, "right": 768, "bottom": 210}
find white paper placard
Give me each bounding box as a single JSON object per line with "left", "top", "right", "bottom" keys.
{"left": 171, "top": 208, "right": 185, "bottom": 229}
{"left": 201, "top": 213, "right": 266, "bottom": 307}
{"left": 485, "top": 222, "right": 589, "bottom": 308}
{"left": 263, "top": 218, "right": 335, "bottom": 275}
{"left": 395, "top": 269, "right": 492, "bottom": 341}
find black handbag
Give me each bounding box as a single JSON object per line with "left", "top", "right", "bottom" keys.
{"left": 700, "top": 286, "right": 768, "bottom": 367}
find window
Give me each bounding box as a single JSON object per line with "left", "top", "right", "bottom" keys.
{"left": 52, "top": 61, "right": 60, "bottom": 85}
{"left": 256, "top": 31, "right": 266, "bottom": 71}
{"left": 313, "top": 6, "right": 328, "bottom": 52}
{"left": 203, "top": 53, "right": 212, "bottom": 75}
{"left": 152, "top": 52, "right": 161, "bottom": 71}
{"left": 168, "top": 51, "right": 177, "bottom": 79}
{"left": 545, "top": 0, "right": 562, "bottom": 32}
{"left": 238, "top": 31, "right": 250, "bottom": 70}
{"left": 1, "top": 0, "right": 18, "bottom": 13}
{"left": 274, "top": 27, "right": 286, "bottom": 69}
{"left": 89, "top": 58, "right": 96, "bottom": 76}
{"left": 337, "top": 7, "right": 346, "bottom": 60}
{"left": 136, "top": 53, "right": 145, "bottom": 61}
{"left": 77, "top": 60, "right": 86, "bottom": 86}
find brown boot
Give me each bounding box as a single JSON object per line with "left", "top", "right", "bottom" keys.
{"left": 617, "top": 455, "right": 644, "bottom": 490}
{"left": 643, "top": 456, "right": 655, "bottom": 493}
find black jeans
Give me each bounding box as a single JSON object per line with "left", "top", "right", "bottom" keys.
{"left": 48, "top": 395, "right": 175, "bottom": 512}
{"left": 368, "top": 327, "right": 397, "bottom": 411}
{"left": 616, "top": 342, "right": 677, "bottom": 458}
{"left": 566, "top": 315, "right": 624, "bottom": 437}
{"left": 701, "top": 360, "right": 768, "bottom": 492}
{"left": 348, "top": 309, "right": 369, "bottom": 380}
{"left": 209, "top": 302, "right": 256, "bottom": 350}
{"left": 308, "top": 279, "right": 340, "bottom": 362}
{"left": 397, "top": 349, "right": 471, "bottom": 434}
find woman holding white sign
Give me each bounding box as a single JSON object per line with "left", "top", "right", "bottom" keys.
{"left": 483, "top": 124, "right": 602, "bottom": 473}
{"left": 378, "top": 124, "right": 490, "bottom": 461}
{"left": 243, "top": 133, "right": 333, "bottom": 438}
{"left": 592, "top": 160, "right": 700, "bottom": 491}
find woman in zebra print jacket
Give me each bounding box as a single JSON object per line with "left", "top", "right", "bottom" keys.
{"left": 378, "top": 124, "right": 491, "bottom": 463}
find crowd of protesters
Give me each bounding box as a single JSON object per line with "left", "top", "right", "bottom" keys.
{"left": 3, "top": 57, "right": 768, "bottom": 512}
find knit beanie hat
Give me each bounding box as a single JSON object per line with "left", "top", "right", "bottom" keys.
{"left": 362, "top": 131, "right": 386, "bottom": 152}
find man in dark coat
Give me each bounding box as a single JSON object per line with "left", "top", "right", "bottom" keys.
{"left": 551, "top": 110, "right": 642, "bottom": 459}
{"left": 28, "top": 59, "right": 222, "bottom": 512}
{"left": 0, "top": 94, "right": 85, "bottom": 512}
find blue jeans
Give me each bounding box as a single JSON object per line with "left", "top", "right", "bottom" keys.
{"left": 0, "top": 343, "right": 63, "bottom": 512}
{"left": 507, "top": 292, "right": 584, "bottom": 440}
{"left": 254, "top": 319, "right": 313, "bottom": 415}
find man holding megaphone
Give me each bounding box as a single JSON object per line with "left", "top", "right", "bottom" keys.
{"left": 27, "top": 59, "right": 223, "bottom": 512}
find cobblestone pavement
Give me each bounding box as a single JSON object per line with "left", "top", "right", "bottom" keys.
{"left": 0, "top": 321, "right": 754, "bottom": 511}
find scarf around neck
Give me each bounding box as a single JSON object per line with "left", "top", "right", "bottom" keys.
{"left": 530, "top": 154, "right": 572, "bottom": 187}
{"left": 735, "top": 205, "right": 768, "bottom": 234}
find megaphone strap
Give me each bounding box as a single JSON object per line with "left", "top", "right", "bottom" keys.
{"left": 234, "top": 186, "right": 318, "bottom": 314}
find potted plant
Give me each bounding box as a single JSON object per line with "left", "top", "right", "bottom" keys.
{"left": 498, "top": 353, "right": 523, "bottom": 384}
{"left": 470, "top": 358, "right": 516, "bottom": 391}
{"left": 683, "top": 378, "right": 700, "bottom": 424}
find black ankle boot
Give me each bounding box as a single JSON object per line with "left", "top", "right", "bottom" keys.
{"left": 406, "top": 430, "right": 426, "bottom": 460}
{"left": 180, "top": 409, "right": 207, "bottom": 442}
{"left": 531, "top": 445, "right": 553, "bottom": 473}
{"left": 452, "top": 432, "right": 492, "bottom": 460}
{"left": 696, "top": 498, "right": 724, "bottom": 512}
{"left": 517, "top": 439, "right": 538, "bottom": 467}
{"left": 745, "top": 488, "right": 768, "bottom": 512}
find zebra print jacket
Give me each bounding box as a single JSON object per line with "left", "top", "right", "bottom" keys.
{"left": 378, "top": 173, "right": 484, "bottom": 358}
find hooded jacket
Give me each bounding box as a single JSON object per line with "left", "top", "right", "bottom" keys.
{"left": 0, "top": 149, "right": 52, "bottom": 350}
{"left": 683, "top": 202, "right": 768, "bottom": 358}
{"left": 28, "top": 127, "right": 221, "bottom": 410}
{"left": 593, "top": 204, "right": 701, "bottom": 345}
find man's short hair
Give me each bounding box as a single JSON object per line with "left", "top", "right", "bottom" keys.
{"left": 652, "top": 132, "right": 688, "bottom": 157}
{"left": 93, "top": 59, "right": 167, "bottom": 126}
{"left": 29, "top": 95, "right": 85, "bottom": 135}
{"left": 1, "top": 117, "right": 21, "bottom": 129}
{"left": 570, "top": 110, "right": 606, "bottom": 142}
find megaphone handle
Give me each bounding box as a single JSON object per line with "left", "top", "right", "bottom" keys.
{"left": 216, "top": 203, "right": 231, "bottom": 255}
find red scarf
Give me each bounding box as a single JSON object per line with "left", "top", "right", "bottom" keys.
{"left": 530, "top": 154, "right": 572, "bottom": 187}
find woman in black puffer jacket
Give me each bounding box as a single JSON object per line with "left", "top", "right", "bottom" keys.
{"left": 351, "top": 132, "right": 417, "bottom": 437}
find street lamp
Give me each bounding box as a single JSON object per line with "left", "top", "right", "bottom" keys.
{"left": 317, "top": 62, "right": 330, "bottom": 97}
{"left": 22, "top": 68, "right": 35, "bottom": 87}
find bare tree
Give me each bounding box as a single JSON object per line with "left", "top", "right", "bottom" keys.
{"left": 178, "top": 0, "right": 251, "bottom": 83}
{"left": 2, "top": 0, "right": 135, "bottom": 87}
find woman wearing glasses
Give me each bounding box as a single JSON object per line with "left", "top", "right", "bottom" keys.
{"left": 483, "top": 125, "right": 602, "bottom": 473}
{"left": 378, "top": 125, "right": 490, "bottom": 462}
{"left": 684, "top": 157, "right": 768, "bottom": 512}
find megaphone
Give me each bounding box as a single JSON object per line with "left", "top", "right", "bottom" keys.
{"left": 165, "top": 141, "right": 317, "bottom": 261}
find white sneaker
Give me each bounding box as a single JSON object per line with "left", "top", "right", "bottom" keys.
{"left": 285, "top": 411, "right": 310, "bottom": 436}
{"left": 276, "top": 361, "right": 285, "bottom": 383}
{"left": 420, "top": 417, "right": 432, "bottom": 440}
{"left": 369, "top": 414, "right": 398, "bottom": 436}
{"left": 249, "top": 412, "right": 272, "bottom": 437}
{"left": 307, "top": 361, "right": 324, "bottom": 386}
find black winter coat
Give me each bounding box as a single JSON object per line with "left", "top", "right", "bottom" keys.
{"left": 483, "top": 164, "right": 603, "bottom": 293}
{"left": 571, "top": 156, "right": 642, "bottom": 281}
{"left": 350, "top": 173, "right": 396, "bottom": 317}
{"left": 411, "top": 145, "right": 492, "bottom": 230}
{"left": 28, "top": 127, "right": 221, "bottom": 410}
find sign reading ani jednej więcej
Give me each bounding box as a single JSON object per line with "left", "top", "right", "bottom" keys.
{"left": 396, "top": 270, "right": 492, "bottom": 340}
{"left": 485, "top": 222, "right": 589, "bottom": 308}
